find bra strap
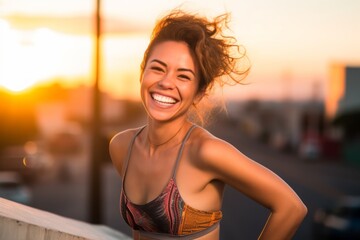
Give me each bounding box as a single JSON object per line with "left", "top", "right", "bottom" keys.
{"left": 172, "top": 124, "right": 197, "bottom": 178}
{"left": 121, "top": 126, "right": 146, "bottom": 182}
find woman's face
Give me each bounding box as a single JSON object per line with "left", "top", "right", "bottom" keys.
{"left": 140, "top": 41, "right": 200, "bottom": 122}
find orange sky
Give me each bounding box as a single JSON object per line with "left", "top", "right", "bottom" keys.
{"left": 0, "top": 0, "right": 360, "bottom": 101}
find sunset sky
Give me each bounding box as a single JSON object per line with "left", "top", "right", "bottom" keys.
{"left": 0, "top": 0, "right": 359, "bottom": 101}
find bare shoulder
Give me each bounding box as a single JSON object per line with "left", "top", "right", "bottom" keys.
{"left": 188, "top": 126, "right": 237, "bottom": 170}
{"left": 109, "top": 127, "right": 143, "bottom": 176}
{"left": 188, "top": 125, "right": 257, "bottom": 184}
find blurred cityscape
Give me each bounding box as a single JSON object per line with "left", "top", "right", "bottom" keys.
{"left": 0, "top": 63, "right": 359, "bottom": 239}
{"left": 1, "top": 1, "right": 360, "bottom": 239}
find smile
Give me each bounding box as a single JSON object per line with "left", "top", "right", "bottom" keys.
{"left": 151, "top": 93, "right": 178, "bottom": 105}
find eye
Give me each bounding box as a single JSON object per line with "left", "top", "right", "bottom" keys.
{"left": 150, "top": 66, "right": 164, "bottom": 72}
{"left": 178, "top": 74, "right": 191, "bottom": 81}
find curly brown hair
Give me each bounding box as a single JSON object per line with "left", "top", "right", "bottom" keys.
{"left": 140, "top": 9, "right": 250, "bottom": 124}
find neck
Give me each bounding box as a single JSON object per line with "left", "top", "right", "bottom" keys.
{"left": 147, "top": 120, "right": 187, "bottom": 149}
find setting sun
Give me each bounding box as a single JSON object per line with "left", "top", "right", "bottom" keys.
{"left": 0, "top": 18, "right": 91, "bottom": 92}
{"left": 0, "top": 16, "right": 147, "bottom": 99}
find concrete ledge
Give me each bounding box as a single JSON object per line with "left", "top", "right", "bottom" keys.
{"left": 0, "top": 197, "right": 131, "bottom": 240}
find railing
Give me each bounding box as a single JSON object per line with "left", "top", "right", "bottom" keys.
{"left": 0, "top": 197, "right": 131, "bottom": 240}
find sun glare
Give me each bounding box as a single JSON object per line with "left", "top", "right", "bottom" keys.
{"left": 0, "top": 18, "right": 91, "bottom": 93}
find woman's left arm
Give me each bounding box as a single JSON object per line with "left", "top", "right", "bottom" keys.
{"left": 199, "top": 138, "right": 307, "bottom": 240}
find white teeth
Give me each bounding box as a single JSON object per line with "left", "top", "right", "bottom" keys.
{"left": 152, "top": 93, "right": 176, "bottom": 104}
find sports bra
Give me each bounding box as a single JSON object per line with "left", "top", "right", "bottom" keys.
{"left": 120, "top": 125, "right": 222, "bottom": 239}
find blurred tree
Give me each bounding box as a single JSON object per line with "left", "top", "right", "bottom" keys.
{"left": 0, "top": 90, "right": 38, "bottom": 151}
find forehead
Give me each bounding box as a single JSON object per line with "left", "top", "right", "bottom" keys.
{"left": 148, "top": 41, "right": 196, "bottom": 69}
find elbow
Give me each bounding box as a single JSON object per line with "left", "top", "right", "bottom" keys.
{"left": 297, "top": 202, "right": 308, "bottom": 220}
{"left": 290, "top": 200, "right": 308, "bottom": 223}
{"left": 274, "top": 199, "right": 307, "bottom": 224}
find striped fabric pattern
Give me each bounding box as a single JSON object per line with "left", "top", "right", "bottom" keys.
{"left": 121, "top": 178, "right": 184, "bottom": 234}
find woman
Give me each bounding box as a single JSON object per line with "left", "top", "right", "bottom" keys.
{"left": 110, "top": 9, "right": 307, "bottom": 240}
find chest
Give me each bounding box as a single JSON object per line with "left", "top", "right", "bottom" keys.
{"left": 124, "top": 145, "right": 180, "bottom": 204}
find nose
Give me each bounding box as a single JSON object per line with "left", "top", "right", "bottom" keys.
{"left": 158, "top": 73, "right": 175, "bottom": 89}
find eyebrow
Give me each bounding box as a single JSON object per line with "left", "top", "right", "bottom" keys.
{"left": 150, "top": 59, "right": 196, "bottom": 76}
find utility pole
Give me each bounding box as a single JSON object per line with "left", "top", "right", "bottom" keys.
{"left": 89, "top": 0, "right": 102, "bottom": 224}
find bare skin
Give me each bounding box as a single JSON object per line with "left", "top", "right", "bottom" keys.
{"left": 109, "top": 41, "right": 307, "bottom": 240}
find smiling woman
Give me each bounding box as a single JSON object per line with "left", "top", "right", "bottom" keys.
{"left": 109, "top": 9, "right": 307, "bottom": 240}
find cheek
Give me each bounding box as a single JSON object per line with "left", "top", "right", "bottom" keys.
{"left": 140, "top": 82, "right": 147, "bottom": 99}
{"left": 141, "top": 71, "right": 156, "bottom": 86}
{"left": 140, "top": 74, "right": 155, "bottom": 103}
{"left": 179, "top": 85, "right": 199, "bottom": 102}
{"left": 140, "top": 74, "right": 150, "bottom": 91}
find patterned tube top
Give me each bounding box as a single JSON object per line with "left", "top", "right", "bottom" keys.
{"left": 120, "top": 125, "right": 222, "bottom": 239}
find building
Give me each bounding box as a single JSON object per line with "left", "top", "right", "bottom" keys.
{"left": 326, "top": 64, "right": 360, "bottom": 165}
